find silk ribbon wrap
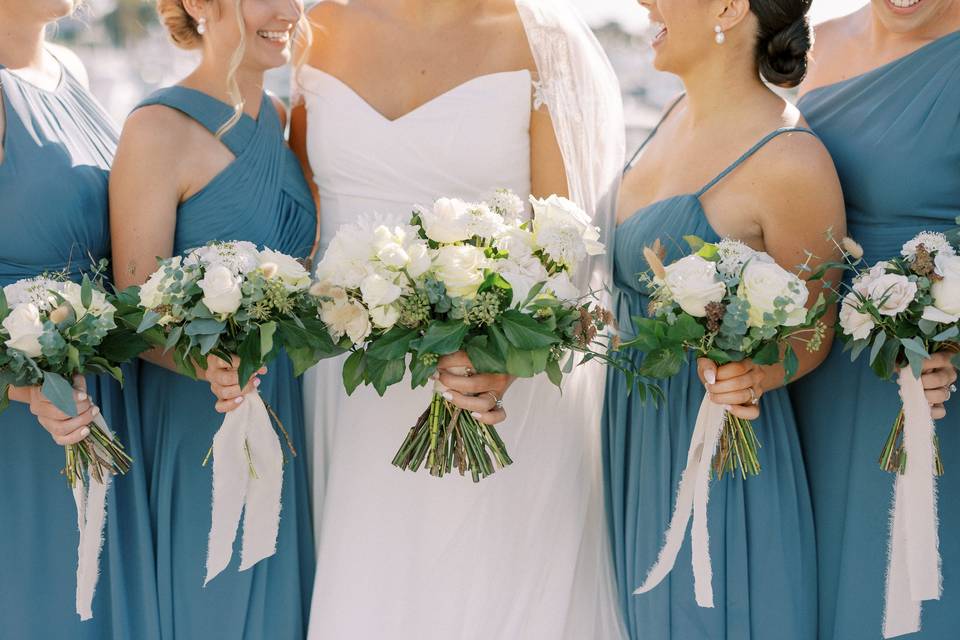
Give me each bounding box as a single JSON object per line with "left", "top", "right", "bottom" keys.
{"left": 73, "top": 412, "right": 114, "bottom": 620}
{"left": 883, "top": 368, "right": 942, "bottom": 638}
{"left": 635, "top": 394, "right": 727, "bottom": 607}
{"left": 205, "top": 390, "right": 283, "bottom": 585}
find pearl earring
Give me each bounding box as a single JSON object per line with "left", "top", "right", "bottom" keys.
{"left": 714, "top": 25, "right": 725, "bottom": 45}
{"left": 197, "top": 17, "right": 207, "bottom": 35}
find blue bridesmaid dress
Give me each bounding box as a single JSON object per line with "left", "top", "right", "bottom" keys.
{"left": 0, "top": 57, "right": 160, "bottom": 636}
{"left": 132, "top": 87, "right": 317, "bottom": 639}
{"left": 789, "top": 30, "right": 960, "bottom": 640}
{"left": 604, "top": 109, "right": 818, "bottom": 639}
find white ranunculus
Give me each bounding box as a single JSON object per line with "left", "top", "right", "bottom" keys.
{"left": 546, "top": 271, "right": 582, "bottom": 303}
{"left": 405, "top": 243, "right": 432, "bottom": 279}
{"left": 315, "top": 216, "right": 387, "bottom": 289}
{"left": 739, "top": 261, "right": 809, "bottom": 327}
{"left": 500, "top": 256, "right": 549, "bottom": 307}
{"left": 663, "top": 255, "right": 726, "bottom": 318}
{"left": 862, "top": 273, "right": 917, "bottom": 317}
{"left": 3, "top": 303, "right": 45, "bottom": 358}
{"left": 198, "top": 265, "right": 243, "bottom": 315}
{"left": 320, "top": 299, "right": 371, "bottom": 345}
{"left": 433, "top": 245, "right": 488, "bottom": 300}
{"left": 902, "top": 232, "right": 956, "bottom": 260}
{"left": 839, "top": 294, "right": 875, "bottom": 341}
{"left": 259, "top": 248, "right": 310, "bottom": 291}
{"left": 60, "top": 281, "right": 115, "bottom": 319}
{"left": 377, "top": 242, "right": 410, "bottom": 269}
{"left": 370, "top": 305, "right": 401, "bottom": 329}
{"left": 531, "top": 194, "right": 604, "bottom": 269}
{"left": 420, "top": 198, "right": 473, "bottom": 243}
{"left": 929, "top": 252, "right": 960, "bottom": 320}
{"left": 360, "top": 273, "right": 402, "bottom": 308}
{"left": 494, "top": 224, "right": 536, "bottom": 261}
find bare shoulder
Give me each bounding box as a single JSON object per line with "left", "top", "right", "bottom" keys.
{"left": 481, "top": 0, "right": 539, "bottom": 70}
{"left": 47, "top": 43, "right": 89, "bottom": 88}
{"left": 802, "top": 9, "right": 866, "bottom": 93}
{"left": 116, "top": 103, "right": 194, "bottom": 170}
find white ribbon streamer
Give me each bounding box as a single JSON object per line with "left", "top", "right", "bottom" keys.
{"left": 635, "top": 395, "right": 727, "bottom": 607}
{"left": 882, "top": 368, "right": 942, "bottom": 638}
{"left": 205, "top": 391, "right": 283, "bottom": 585}
{"left": 73, "top": 413, "right": 113, "bottom": 621}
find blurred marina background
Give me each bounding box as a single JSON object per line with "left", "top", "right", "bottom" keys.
{"left": 53, "top": 0, "right": 868, "bottom": 147}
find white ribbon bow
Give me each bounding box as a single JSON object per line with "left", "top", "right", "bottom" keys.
{"left": 882, "top": 368, "right": 942, "bottom": 638}
{"left": 635, "top": 395, "right": 727, "bottom": 607}
{"left": 73, "top": 413, "right": 113, "bottom": 620}
{"left": 205, "top": 391, "right": 283, "bottom": 585}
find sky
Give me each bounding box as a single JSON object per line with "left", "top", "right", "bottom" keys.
{"left": 575, "top": 0, "right": 869, "bottom": 32}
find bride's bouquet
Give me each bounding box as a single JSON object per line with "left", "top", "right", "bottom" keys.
{"left": 623, "top": 236, "right": 826, "bottom": 609}
{"left": 312, "top": 190, "right": 624, "bottom": 482}
{"left": 826, "top": 230, "right": 960, "bottom": 638}
{"left": 0, "top": 265, "right": 144, "bottom": 619}
{"left": 122, "top": 241, "right": 340, "bottom": 583}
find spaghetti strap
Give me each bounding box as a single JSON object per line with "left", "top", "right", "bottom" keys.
{"left": 623, "top": 93, "right": 686, "bottom": 174}
{"left": 134, "top": 86, "right": 259, "bottom": 157}
{"left": 695, "top": 127, "right": 817, "bottom": 197}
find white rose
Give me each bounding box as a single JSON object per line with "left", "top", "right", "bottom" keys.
{"left": 198, "top": 265, "right": 243, "bottom": 315}
{"left": 863, "top": 273, "right": 917, "bottom": 317}
{"left": 494, "top": 224, "right": 536, "bottom": 261}
{"left": 60, "top": 282, "right": 115, "bottom": 319}
{"left": 360, "top": 273, "right": 402, "bottom": 308}
{"left": 929, "top": 253, "right": 960, "bottom": 321}
{"left": 739, "top": 261, "right": 809, "bottom": 327}
{"left": 377, "top": 242, "right": 410, "bottom": 270}
{"left": 405, "top": 243, "right": 432, "bottom": 279}
{"left": 433, "top": 245, "right": 488, "bottom": 299}
{"left": 663, "top": 255, "right": 726, "bottom": 318}
{"left": 259, "top": 249, "right": 310, "bottom": 291}
{"left": 3, "top": 303, "right": 45, "bottom": 358}
{"left": 320, "top": 300, "right": 371, "bottom": 346}
{"left": 546, "top": 272, "right": 582, "bottom": 303}
{"left": 839, "top": 294, "right": 875, "bottom": 341}
{"left": 420, "top": 198, "right": 472, "bottom": 243}
{"left": 138, "top": 270, "right": 167, "bottom": 309}
{"left": 370, "top": 305, "right": 401, "bottom": 329}
{"left": 500, "top": 256, "right": 549, "bottom": 307}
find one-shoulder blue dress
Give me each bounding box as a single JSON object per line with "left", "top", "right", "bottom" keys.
{"left": 0, "top": 56, "right": 160, "bottom": 637}
{"left": 132, "top": 87, "right": 317, "bottom": 639}
{"left": 790, "top": 30, "right": 960, "bottom": 640}
{"left": 604, "top": 108, "right": 818, "bottom": 639}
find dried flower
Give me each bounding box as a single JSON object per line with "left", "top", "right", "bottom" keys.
{"left": 644, "top": 245, "right": 667, "bottom": 280}
{"left": 705, "top": 301, "right": 726, "bottom": 333}
{"left": 841, "top": 237, "right": 864, "bottom": 260}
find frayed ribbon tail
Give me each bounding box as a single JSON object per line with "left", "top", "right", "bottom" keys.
{"left": 635, "top": 395, "right": 726, "bottom": 608}
{"left": 205, "top": 391, "right": 283, "bottom": 585}
{"left": 883, "top": 368, "right": 941, "bottom": 638}
{"left": 74, "top": 413, "right": 113, "bottom": 620}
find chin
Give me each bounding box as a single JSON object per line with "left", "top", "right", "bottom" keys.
{"left": 873, "top": 0, "right": 943, "bottom": 32}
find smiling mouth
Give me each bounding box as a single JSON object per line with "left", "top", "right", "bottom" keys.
{"left": 651, "top": 21, "right": 667, "bottom": 45}
{"left": 887, "top": 0, "right": 923, "bottom": 10}
{"left": 257, "top": 30, "right": 291, "bottom": 45}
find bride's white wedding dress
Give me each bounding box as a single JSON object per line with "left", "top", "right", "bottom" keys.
{"left": 298, "top": 3, "right": 626, "bottom": 638}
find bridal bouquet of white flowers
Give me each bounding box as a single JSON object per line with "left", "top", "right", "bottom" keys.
{"left": 622, "top": 236, "right": 827, "bottom": 610}
{"left": 623, "top": 236, "right": 827, "bottom": 478}
{"left": 120, "top": 240, "right": 341, "bottom": 583}
{"left": 312, "top": 190, "right": 627, "bottom": 482}
{"left": 0, "top": 265, "right": 145, "bottom": 619}
{"left": 824, "top": 229, "right": 960, "bottom": 639}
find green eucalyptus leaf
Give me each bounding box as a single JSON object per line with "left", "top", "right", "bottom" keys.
{"left": 869, "top": 332, "right": 887, "bottom": 365}
{"left": 42, "top": 372, "right": 77, "bottom": 417}
{"left": 546, "top": 358, "right": 563, "bottom": 388}
{"left": 259, "top": 321, "right": 277, "bottom": 359}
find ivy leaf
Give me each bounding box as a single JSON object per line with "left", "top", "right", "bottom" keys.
{"left": 342, "top": 350, "right": 366, "bottom": 396}
{"left": 783, "top": 345, "right": 800, "bottom": 382}
{"left": 417, "top": 320, "right": 469, "bottom": 356}
{"left": 546, "top": 358, "right": 563, "bottom": 388}
{"left": 465, "top": 335, "right": 507, "bottom": 374}
{"left": 667, "top": 314, "right": 706, "bottom": 344}
{"left": 639, "top": 347, "right": 685, "bottom": 379}
{"left": 500, "top": 310, "right": 560, "bottom": 350}
{"left": 368, "top": 357, "right": 406, "bottom": 396}
{"left": 367, "top": 326, "right": 418, "bottom": 361}
{"left": 409, "top": 356, "right": 437, "bottom": 389}
{"left": 752, "top": 341, "right": 781, "bottom": 366}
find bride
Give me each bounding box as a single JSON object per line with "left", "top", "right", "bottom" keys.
{"left": 291, "top": 0, "right": 625, "bottom": 636}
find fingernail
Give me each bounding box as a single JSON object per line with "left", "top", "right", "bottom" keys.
{"left": 442, "top": 392, "right": 453, "bottom": 401}
{"left": 723, "top": 405, "right": 732, "bottom": 411}
{"left": 471, "top": 412, "right": 482, "bottom": 419}
{"left": 254, "top": 378, "right": 261, "bottom": 387}
{"left": 81, "top": 427, "right": 90, "bottom": 437}
{"left": 235, "top": 397, "right": 244, "bottom": 404}
{"left": 431, "top": 373, "right": 440, "bottom": 381}
{"left": 76, "top": 391, "right": 88, "bottom": 401}
{"left": 705, "top": 370, "right": 716, "bottom": 385}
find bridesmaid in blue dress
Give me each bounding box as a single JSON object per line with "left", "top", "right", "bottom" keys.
{"left": 0, "top": 1, "right": 159, "bottom": 637}
{"left": 110, "top": 1, "right": 316, "bottom": 637}
{"left": 789, "top": 3, "right": 960, "bottom": 638}
{"left": 605, "top": 1, "right": 846, "bottom": 638}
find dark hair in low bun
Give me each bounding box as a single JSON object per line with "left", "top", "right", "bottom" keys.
{"left": 751, "top": 1, "right": 813, "bottom": 88}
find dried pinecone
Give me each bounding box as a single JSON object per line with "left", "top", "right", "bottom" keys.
{"left": 705, "top": 301, "right": 726, "bottom": 333}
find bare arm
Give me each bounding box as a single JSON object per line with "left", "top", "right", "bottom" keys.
{"left": 289, "top": 100, "right": 321, "bottom": 259}
{"left": 530, "top": 102, "right": 569, "bottom": 199}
